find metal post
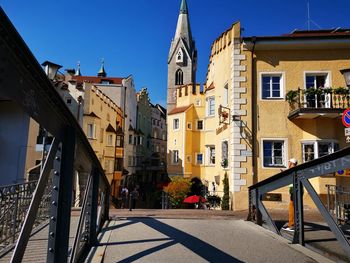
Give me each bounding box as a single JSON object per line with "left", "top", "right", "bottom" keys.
{"left": 88, "top": 170, "right": 99, "bottom": 245}
{"left": 297, "top": 172, "right": 305, "bottom": 246}
{"left": 255, "top": 189, "right": 262, "bottom": 226}
{"left": 47, "top": 128, "right": 75, "bottom": 263}
{"left": 302, "top": 178, "right": 350, "bottom": 258}
{"left": 12, "top": 195, "right": 18, "bottom": 243}
{"left": 11, "top": 139, "right": 59, "bottom": 263}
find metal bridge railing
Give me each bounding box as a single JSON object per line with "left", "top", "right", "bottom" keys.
{"left": 0, "top": 7, "right": 111, "bottom": 263}
{"left": 248, "top": 147, "right": 350, "bottom": 261}
{"left": 0, "top": 180, "right": 52, "bottom": 256}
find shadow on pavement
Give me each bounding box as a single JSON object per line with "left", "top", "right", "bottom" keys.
{"left": 105, "top": 217, "right": 244, "bottom": 263}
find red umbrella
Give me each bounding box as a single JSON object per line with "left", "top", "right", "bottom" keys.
{"left": 183, "top": 195, "right": 207, "bottom": 203}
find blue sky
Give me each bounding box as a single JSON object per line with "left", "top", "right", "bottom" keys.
{"left": 1, "top": 0, "right": 350, "bottom": 107}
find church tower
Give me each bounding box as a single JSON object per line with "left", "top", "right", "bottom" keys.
{"left": 167, "top": 0, "right": 197, "bottom": 112}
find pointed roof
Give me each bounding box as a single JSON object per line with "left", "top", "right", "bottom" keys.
{"left": 98, "top": 59, "right": 107, "bottom": 77}
{"left": 75, "top": 62, "right": 81, "bottom": 76}
{"left": 180, "top": 0, "right": 188, "bottom": 14}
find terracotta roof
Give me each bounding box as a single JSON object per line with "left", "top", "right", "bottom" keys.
{"left": 72, "top": 75, "right": 123, "bottom": 85}
{"left": 168, "top": 104, "right": 193, "bottom": 115}
{"left": 206, "top": 82, "right": 215, "bottom": 91}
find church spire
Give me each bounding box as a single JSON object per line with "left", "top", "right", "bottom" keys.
{"left": 174, "top": 0, "right": 192, "bottom": 44}
{"left": 180, "top": 0, "right": 188, "bottom": 14}
{"left": 97, "top": 59, "right": 107, "bottom": 77}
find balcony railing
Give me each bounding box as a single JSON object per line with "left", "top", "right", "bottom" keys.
{"left": 288, "top": 87, "right": 350, "bottom": 110}
{"left": 287, "top": 87, "right": 350, "bottom": 119}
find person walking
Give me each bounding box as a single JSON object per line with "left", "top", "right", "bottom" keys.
{"left": 120, "top": 187, "right": 128, "bottom": 209}
{"left": 129, "top": 187, "right": 139, "bottom": 211}
{"left": 283, "top": 158, "right": 298, "bottom": 232}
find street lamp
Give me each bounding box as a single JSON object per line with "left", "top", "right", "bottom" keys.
{"left": 340, "top": 68, "right": 350, "bottom": 87}
{"left": 41, "top": 60, "right": 62, "bottom": 80}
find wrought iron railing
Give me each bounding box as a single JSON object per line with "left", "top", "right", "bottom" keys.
{"left": 0, "top": 180, "right": 52, "bottom": 255}
{"left": 290, "top": 88, "right": 350, "bottom": 110}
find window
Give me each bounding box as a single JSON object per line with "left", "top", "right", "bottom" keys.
{"left": 153, "top": 130, "right": 158, "bottom": 138}
{"left": 115, "top": 158, "right": 123, "bottom": 171}
{"left": 173, "top": 150, "right": 179, "bottom": 164}
{"left": 155, "top": 145, "right": 160, "bottom": 152}
{"left": 305, "top": 73, "right": 330, "bottom": 108}
{"left": 100, "top": 129, "right": 104, "bottom": 143}
{"left": 196, "top": 153, "right": 203, "bottom": 165}
{"left": 187, "top": 122, "right": 192, "bottom": 130}
{"left": 222, "top": 140, "right": 228, "bottom": 165}
{"left": 162, "top": 132, "right": 166, "bottom": 140}
{"left": 261, "top": 74, "right": 283, "bottom": 99}
{"left": 175, "top": 69, "right": 183, "bottom": 85}
{"left": 263, "top": 140, "right": 285, "bottom": 167}
{"left": 197, "top": 120, "right": 204, "bottom": 130}
{"left": 134, "top": 136, "right": 137, "bottom": 145}
{"left": 302, "top": 141, "right": 339, "bottom": 162}
{"left": 207, "top": 146, "right": 215, "bottom": 165}
{"left": 207, "top": 97, "right": 215, "bottom": 116}
{"left": 116, "top": 135, "right": 123, "bottom": 147}
{"left": 128, "top": 156, "right": 133, "bottom": 166}
{"left": 138, "top": 136, "right": 143, "bottom": 145}
{"left": 129, "top": 134, "right": 132, "bottom": 144}
{"left": 87, "top": 124, "right": 96, "bottom": 139}
{"left": 107, "top": 134, "right": 114, "bottom": 146}
{"left": 173, "top": 118, "right": 179, "bottom": 130}
{"left": 223, "top": 84, "right": 228, "bottom": 106}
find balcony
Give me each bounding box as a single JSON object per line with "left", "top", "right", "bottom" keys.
{"left": 287, "top": 87, "right": 350, "bottom": 120}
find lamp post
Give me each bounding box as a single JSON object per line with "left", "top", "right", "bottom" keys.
{"left": 341, "top": 68, "right": 350, "bottom": 88}
{"left": 41, "top": 61, "right": 62, "bottom": 80}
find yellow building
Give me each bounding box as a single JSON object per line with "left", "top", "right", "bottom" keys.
{"left": 83, "top": 83, "right": 124, "bottom": 198}
{"left": 168, "top": 22, "right": 350, "bottom": 210}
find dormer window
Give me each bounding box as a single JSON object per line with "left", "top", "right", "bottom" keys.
{"left": 176, "top": 48, "right": 184, "bottom": 64}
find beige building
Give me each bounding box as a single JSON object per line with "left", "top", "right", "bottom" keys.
{"left": 168, "top": 21, "right": 350, "bottom": 210}
{"left": 82, "top": 83, "right": 124, "bottom": 197}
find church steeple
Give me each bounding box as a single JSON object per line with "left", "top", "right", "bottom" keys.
{"left": 97, "top": 59, "right": 107, "bottom": 77}
{"left": 180, "top": 0, "right": 188, "bottom": 14}
{"left": 167, "top": 0, "right": 197, "bottom": 113}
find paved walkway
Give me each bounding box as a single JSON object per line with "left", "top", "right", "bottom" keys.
{"left": 87, "top": 209, "right": 332, "bottom": 263}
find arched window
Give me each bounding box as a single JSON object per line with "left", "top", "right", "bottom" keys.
{"left": 175, "top": 69, "right": 183, "bottom": 85}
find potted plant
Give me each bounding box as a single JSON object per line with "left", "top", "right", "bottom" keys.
{"left": 285, "top": 90, "right": 298, "bottom": 110}
{"left": 333, "top": 87, "right": 349, "bottom": 95}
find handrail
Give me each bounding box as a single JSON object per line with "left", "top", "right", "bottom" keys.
{"left": 0, "top": 7, "right": 110, "bottom": 263}
{"left": 248, "top": 145, "right": 350, "bottom": 260}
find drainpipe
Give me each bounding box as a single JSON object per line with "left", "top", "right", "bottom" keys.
{"left": 251, "top": 37, "right": 257, "bottom": 185}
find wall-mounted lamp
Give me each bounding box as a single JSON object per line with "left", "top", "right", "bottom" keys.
{"left": 41, "top": 60, "right": 62, "bottom": 80}
{"left": 340, "top": 68, "right": 350, "bottom": 88}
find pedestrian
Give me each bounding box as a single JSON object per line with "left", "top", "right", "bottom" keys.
{"left": 283, "top": 158, "right": 298, "bottom": 232}
{"left": 120, "top": 186, "right": 128, "bottom": 209}
{"left": 129, "top": 187, "right": 139, "bottom": 211}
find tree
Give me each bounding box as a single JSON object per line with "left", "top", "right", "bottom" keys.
{"left": 221, "top": 172, "right": 230, "bottom": 210}
{"left": 163, "top": 176, "right": 191, "bottom": 208}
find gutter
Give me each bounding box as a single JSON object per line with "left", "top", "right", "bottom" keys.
{"left": 250, "top": 37, "right": 257, "bottom": 185}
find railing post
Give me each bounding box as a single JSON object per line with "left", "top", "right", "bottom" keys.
{"left": 88, "top": 170, "right": 99, "bottom": 245}
{"left": 47, "top": 128, "right": 75, "bottom": 263}
{"left": 255, "top": 189, "right": 262, "bottom": 226}
{"left": 12, "top": 195, "right": 18, "bottom": 244}
{"left": 294, "top": 172, "right": 305, "bottom": 246}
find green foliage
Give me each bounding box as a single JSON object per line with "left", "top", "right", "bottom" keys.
{"left": 221, "top": 172, "right": 230, "bottom": 210}
{"left": 163, "top": 176, "right": 191, "bottom": 208}
{"left": 221, "top": 158, "right": 228, "bottom": 168}
{"left": 333, "top": 87, "right": 349, "bottom": 95}
{"left": 285, "top": 90, "right": 298, "bottom": 104}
